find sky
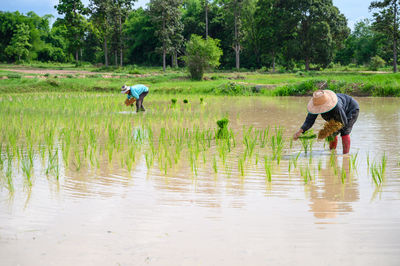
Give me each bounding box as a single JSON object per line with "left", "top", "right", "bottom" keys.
{"left": 1, "top": 0, "right": 372, "bottom": 31}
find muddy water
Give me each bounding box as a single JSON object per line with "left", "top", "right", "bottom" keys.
{"left": 1, "top": 97, "right": 400, "bottom": 265}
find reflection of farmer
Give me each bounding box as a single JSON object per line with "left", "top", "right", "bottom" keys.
{"left": 293, "top": 89, "right": 359, "bottom": 154}
{"left": 308, "top": 156, "right": 359, "bottom": 219}
{"left": 121, "top": 84, "right": 149, "bottom": 112}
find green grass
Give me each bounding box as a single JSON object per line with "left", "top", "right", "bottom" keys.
{"left": 1, "top": 64, "right": 400, "bottom": 96}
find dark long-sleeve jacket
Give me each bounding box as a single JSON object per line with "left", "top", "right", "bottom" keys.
{"left": 301, "top": 93, "right": 359, "bottom": 135}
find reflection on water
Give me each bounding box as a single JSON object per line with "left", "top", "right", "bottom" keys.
{"left": 308, "top": 156, "right": 359, "bottom": 219}
{"left": 1, "top": 96, "right": 400, "bottom": 265}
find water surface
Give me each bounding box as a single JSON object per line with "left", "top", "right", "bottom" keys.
{"left": 1, "top": 96, "right": 400, "bottom": 265}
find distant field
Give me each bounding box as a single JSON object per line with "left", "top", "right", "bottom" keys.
{"left": 1, "top": 64, "right": 400, "bottom": 96}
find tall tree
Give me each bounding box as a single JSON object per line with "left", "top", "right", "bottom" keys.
{"left": 108, "top": 0, "right": 136, "bottom": 67}
{"left": 255, "top": 0, "right": 295, "bottom": 71}
{"left": 124, "top": 8, "right": 160, "bottom": 65}
{"left": 149, "top": 0, "right": 184, "bottom": 71}
{"left": 292, "top": 0, "right": 349, "bottom": 71}
{"left": 204, "top": 0, "right": 209, "bottom": 38}
{"left": 5, "top": 23, "right": 31, "bottom": 61}
{"left": 241, "top": 0, "right": 261, "bottom": 68}
{"left": 231, "top": 0, "right": 242, "bottom": 70}
{"left": 370, "top": 0, "right": 400, "bottom": 72}
{"left": 220, "top": 0, "right": 243, "bottom": 70}
{"left": 55, "top": 0, "right": 88, "bottom": 63}
{"left": 90, "top": 0, "right": 112, "bottom": 66}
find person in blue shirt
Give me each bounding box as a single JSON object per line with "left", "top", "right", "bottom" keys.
{"left": 121, "top": 84, "right": 149, "bottom": 112}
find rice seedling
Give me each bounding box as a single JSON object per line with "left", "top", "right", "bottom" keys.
{"left": 318, "top": 159, "right": 322, "bottom": 171}
{"left": 264, "top": 156, "right": 272, "bottom": 182}
{"left": 370, "top": 154, "right": 387, "bottom": 186}
{"left": 350, "top": 151, "right": 358, "bottom": 171}
{"left": 216, "top": 118, "right": 229, "bottom": 139}
{"left": 298, "top": 130, "right": 316, "bottom": 154}
{"left": 238, "top": 157, "right": 245, "bottom": 176}
{"left": 5, "top": 160, "right": 14, "bottom": 192}
{"left": 73, "top": 150, "right": 82, "bottom": 171}
{"left": 46, "top": 150, "right": 60, "bottom": 180}
{"left": 318, "top": 120, "right": 343, "bottom": 140}
{"left": 212, "top": 155, "right": 218, "bottom": 173}
{"left": 145, "top": 151, "right": 154, "bottom": 170}
{"left": 21, "top": 155, "right": 33, "bottom": 186}
{"left": 270, "top": 127, "right": 284, "bottom": 163}
{"left": 341, "top": 167, "right": 347, "bottom": 184}
{"left": 259, "top": 127, "right": 270, "bottom": 148}
{"left": 381, "top": 153, "right": 387, "bottom": 174}
{"left": 300, "top": 165, "right": 312, "bottom": 184}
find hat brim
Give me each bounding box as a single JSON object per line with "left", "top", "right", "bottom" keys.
{"left": 307, "top": 90, "right": 338, "bottom": 114}
{"left": 121, "top": 88, "right": 129, "bottom": 94}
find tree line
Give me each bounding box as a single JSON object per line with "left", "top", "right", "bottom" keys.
{"left": 0, "top": 0, "right": 399, "bottom": 72}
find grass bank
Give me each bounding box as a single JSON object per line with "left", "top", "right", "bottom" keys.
{"left": 1, "top": 67, "right": 400, "bottom": 97}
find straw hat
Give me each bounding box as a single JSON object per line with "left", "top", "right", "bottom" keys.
{"left": 307, "top": 90, "right": 338, "bottom": 114}
{"left": 121, "top": 85, "right": 130, "bottom": 94}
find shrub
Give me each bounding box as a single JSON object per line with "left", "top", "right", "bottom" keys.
{"left": 369, "top": 56, "right": 386, "bottom": 71}
{"left": 7, "top": 73, "right": 22, "bottom": 79}
{"left": 182, "top": 34, "right": 222, "bottom": 80}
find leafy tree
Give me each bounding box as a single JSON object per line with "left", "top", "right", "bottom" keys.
{"left": 370, "top": 0, "right": 400, "bottom": 72}
{"left": 89, "top": 0, "right": 112, "bottom": 66}
{"left": 291, "top": 0, "right": 349, "bottom": 70}
{"left": 108, "top": 0, "right": 136, "bottom": 66}
{"left": 183, "top": 34, "right": 222, "bottom": 80}
{"left": 124, "top": 8, "right": 160, "bottom": 65}
{"left": 336, "top": 19, "right": 383, "bottom": 66}
{"left": 240, "top": 0, "right": 261, "bottom": 68}
{"left": 204, "top": 0, "right": 209, "bottom": 38}
{"left": 5, "top": 23, "right": 31, "bottom": 61}
{"left": 55, "top": 0, "right": 88, "bottom": 63}
{"left": 255, "top": 0, "right": 296, "bottom": 71}
{"left": 220, "top": 0, "right": 243, "bottom": 70}
{"left": 149, "top": 0, "right": 184, "bottom": 71}
{"left": 182, "top": 0, "right": 204, "bottom": 39}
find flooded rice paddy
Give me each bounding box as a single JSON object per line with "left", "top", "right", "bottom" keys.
{"left": 1, "top": 94, "right": 400, "bottom": 265}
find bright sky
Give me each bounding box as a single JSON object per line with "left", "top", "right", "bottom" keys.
{"left": 1, "top": 0, "right": 372, "bottom": 30}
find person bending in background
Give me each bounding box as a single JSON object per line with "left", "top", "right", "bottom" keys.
{"left": 121, "top": 84, "right": 149, "bottom": 112}
{"left": 293, "top": 89, "right": 359, "bottom": 154}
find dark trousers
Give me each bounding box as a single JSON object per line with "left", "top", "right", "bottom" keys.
{"left": 340, "top": 109, "right": 359, "bottom": 136}
{"left": 136, "top": 91, "right": 148, "bottom": 112}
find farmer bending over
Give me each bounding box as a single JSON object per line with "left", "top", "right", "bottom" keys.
{"left": 121, "top": 84, "right": 149, "bottom": 112}
{"left": 293, "top": 89, "right": 359, "bottom": 154}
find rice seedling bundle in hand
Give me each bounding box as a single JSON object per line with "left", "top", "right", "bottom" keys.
{"left": 298, "top": 130, "right": 316, "bottom": 140}
{"left": 318, "top": 120, "right": 343, "bottom": 140}
{"left": 125, "top": 98, "right": 135, "bottom": 106}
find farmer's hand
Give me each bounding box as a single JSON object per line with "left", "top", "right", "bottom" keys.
{"left": 293, "top": 129, "right": 303, "bottom": 140}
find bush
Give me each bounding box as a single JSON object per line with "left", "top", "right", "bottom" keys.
{"left": 369, "top": 56, "right": 386, "bottom": 71}
{"left": 7, "top": 73, "right": 22, "bottom": 79}
{"left": 274, "top": 80, "right": 323, "bottom": 96}
{"left": 212, "top": 82, "right": 262, "bottom": 95}
{"left": 183, "top": 34, "right": 223, "bottom": 80}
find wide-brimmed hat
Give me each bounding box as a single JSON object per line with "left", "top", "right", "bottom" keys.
{"left": 121, "top": 85, "right": 130, "bottom": 94}
{"left": 307, "top": 90, "right": 338, "bottom": 114}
